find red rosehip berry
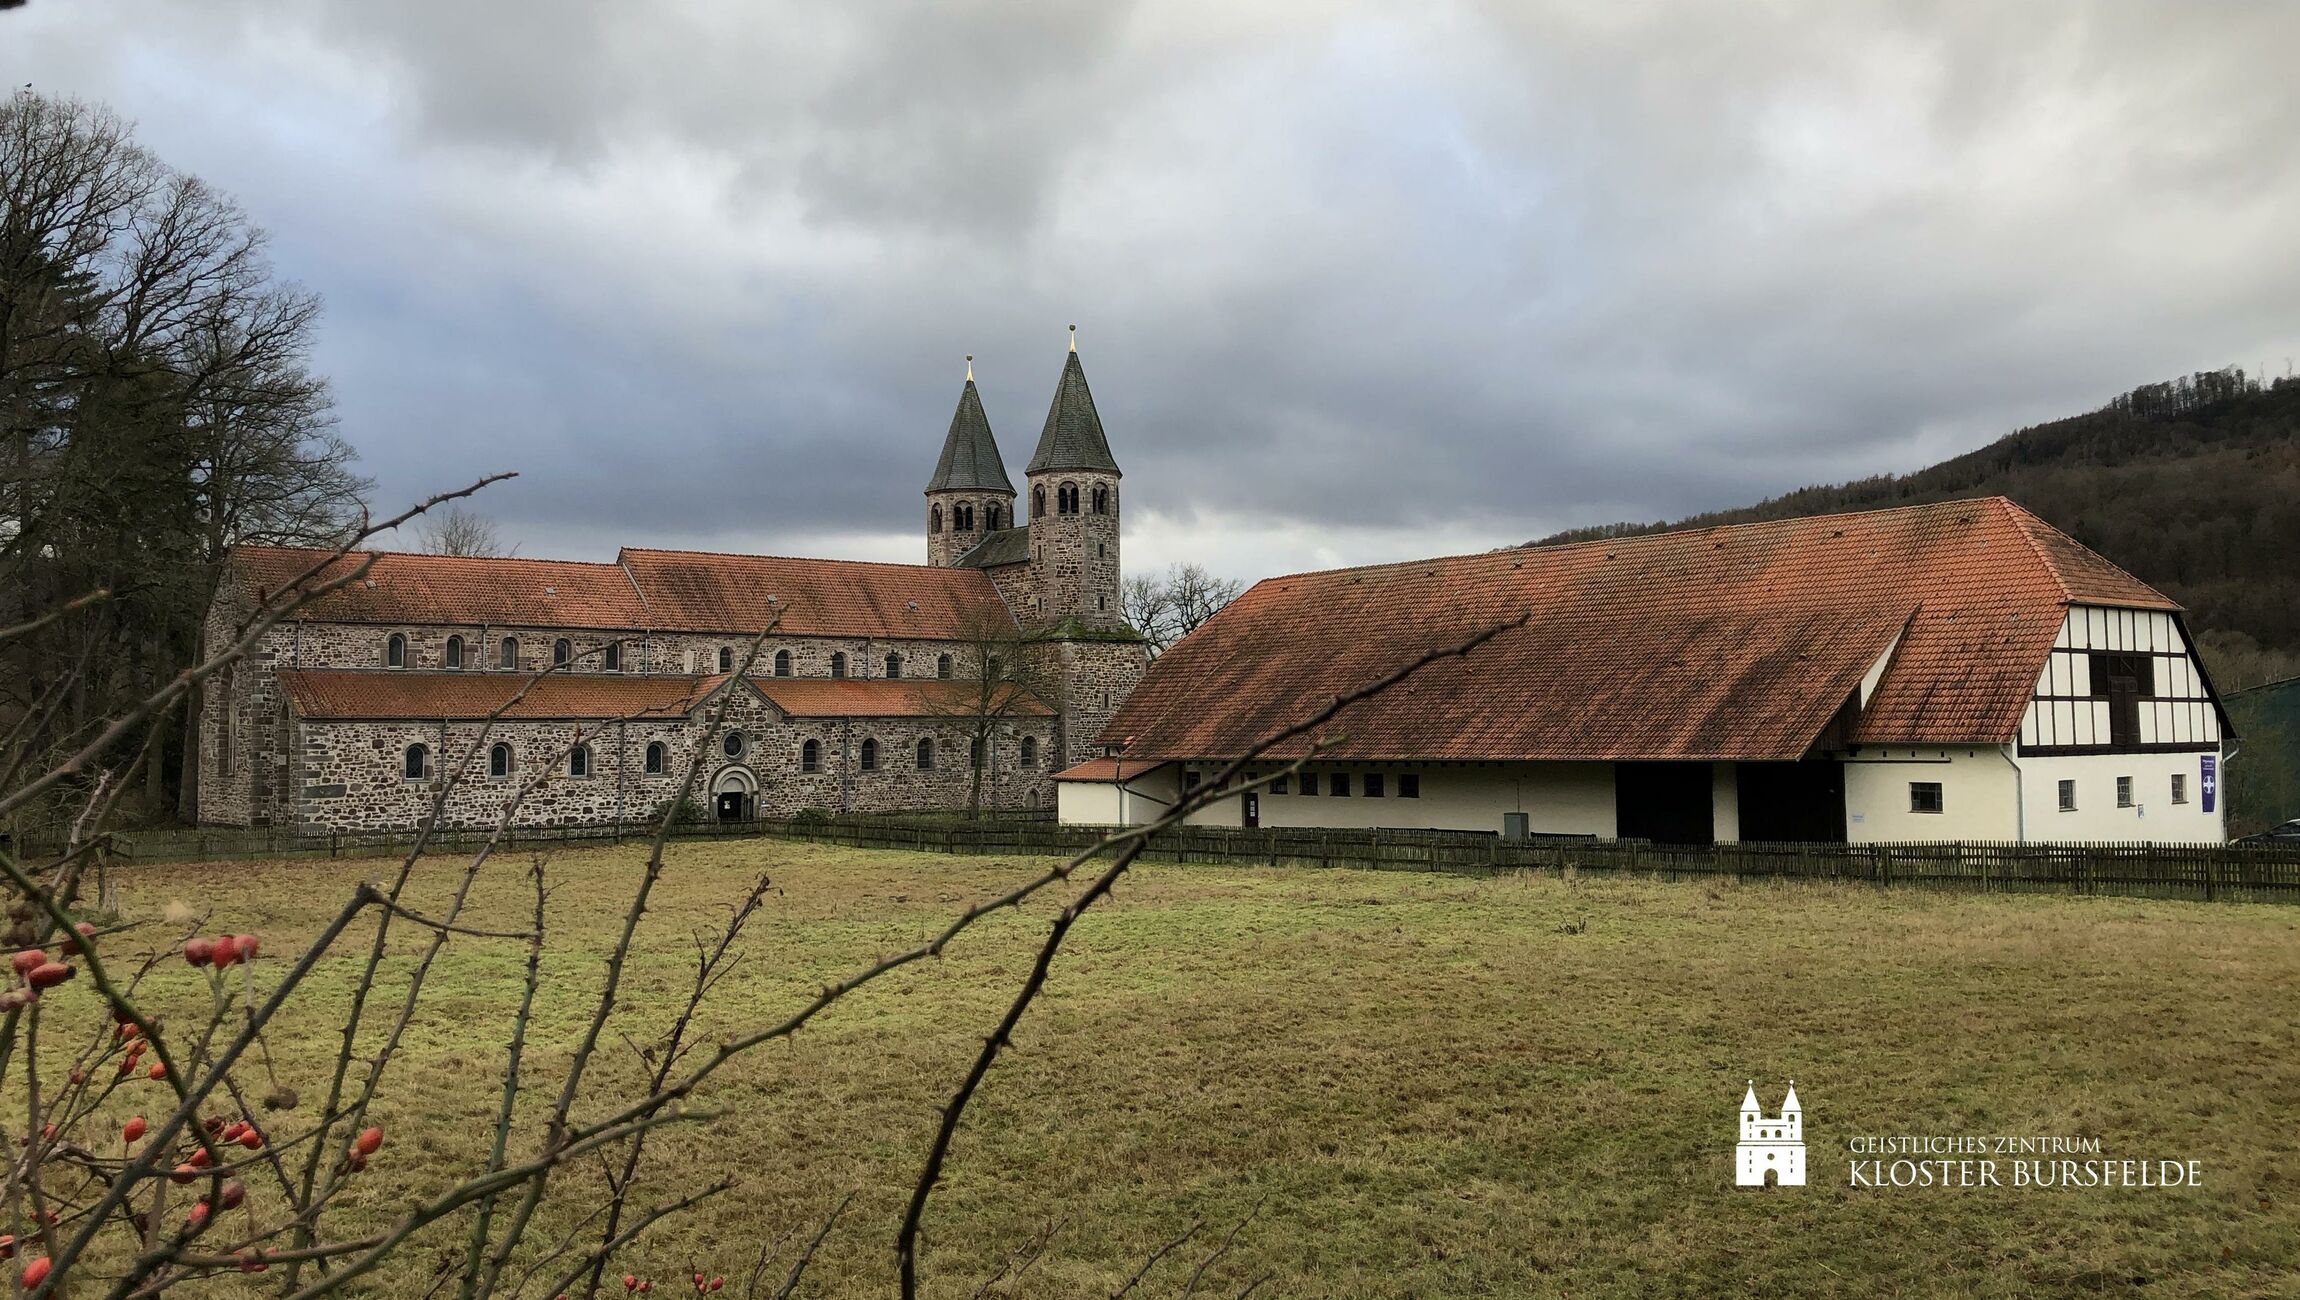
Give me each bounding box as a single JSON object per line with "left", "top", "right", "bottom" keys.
{"left": 239, "top": 1127, "right": 263, "bottom": 1150}
{"left": 186, "top": 1200, "right": 210, "bottom": 1231}
{"left": 146, "top": 1061, "right": 166, "bottom": 1080}
{"left": 118, "top": 1022, "right": 139, "bottom": 1041}
{"left": 709, "top": 1279, "right": 723, "bottom": 1291}
{"left": 183, "top": 937, "right": 215, "bottom": 967}
{"left": 21, "top": 1257, "right": 50, "bottom": 1287}
{"left": 210, "top": 935, "right": 242, "bottom": 969}
{"left": 219, "top": 1180, "right": 246, "bottom": 1210}
{"left": 27, "top": 962, "right": 73, "bottom": 989}
{"left": 235, "top": 934, "right": 260, "bottom": 959}
{"left": 170, "top": 1163, "right": 198, "bottom": 1184}
{"left": 354, "top": 1126, "right": 383, "bottom": 1156}
{"left": 623, "top": 1276, "right": 637, "bottom": 1292}
{"left": 10, "top": 948, "right": 46, "bottom": 975}
{"left": 123, "top": 1116, "right": 146, "bottom": 1142}
{"left": 0, "top": 1233, "right": 13, "bottom": 1259}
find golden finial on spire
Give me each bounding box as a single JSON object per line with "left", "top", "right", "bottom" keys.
{"left": 1068, "top": 323, "right": 1077, "bottom": 353}
{"left": 965, "top": 354, "right": 973, "bottom": 382}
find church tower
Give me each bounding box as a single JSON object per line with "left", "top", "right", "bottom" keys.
{"left": 924, "top": 357, "right": 1016, "bottom": 568}
{"left": 1023, "top": 328, "right": 1123, "bottom": 625}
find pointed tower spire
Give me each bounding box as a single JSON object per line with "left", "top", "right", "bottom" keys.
{"left": 925, "top": 365, "right": 1015, "bottom": 495}
{"left": 1742, "top": 1081, "right": 1761, "bottom": 1113}
{"left": 1027, "top": 331, "right": 1120, "bottom": 476}
{"left": 1781, "top": 1081, "right": 1800, "bottom": 1114}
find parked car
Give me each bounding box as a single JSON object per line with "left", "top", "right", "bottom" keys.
{"left": 2232, "top": 819, "right": 2300, "bottom": 847}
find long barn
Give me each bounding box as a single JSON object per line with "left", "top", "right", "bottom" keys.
{"left": 1058, "top": 497, "right": 2231, "bottom": 845}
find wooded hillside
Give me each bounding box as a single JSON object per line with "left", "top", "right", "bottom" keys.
{"left": 1532, "top": 369, "right": 2300, "bottom": 690}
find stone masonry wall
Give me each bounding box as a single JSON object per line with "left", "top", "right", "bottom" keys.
{"left": 1052, "top": 638, "right": 1149, "bottom": 769}
{"left": 1025, "top": 472, "right": 1121, "bottom": 627}
{"left": 925, "top": 491, "right": 1014, "bottom": 567}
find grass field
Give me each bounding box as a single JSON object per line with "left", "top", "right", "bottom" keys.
{"left": 34, "top": 841, "right": 2300, "bottom": 1298}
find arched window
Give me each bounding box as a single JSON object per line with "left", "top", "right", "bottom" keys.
{"left": 936, "top": 654, "right": 952, "bottom": 679}
{"left": 915, "top": 738, "right": 934, "bottom": 770}
{"left": 488, "top": 743, "right": 511, "bottom": 779}
{"left": 969, "top": 737, "right": 985, "bottom": 769}
{"left": 774, "top": 650, "right": 792, "bottom": 677}
{"left": 499, "top": 636, "right": 518, "bottom": 669}
{"left": 860, "top": 738, "right": 879, "bottom": 771}
{"left": 930, "top": 505, "right": 942, "bottom": 534}
{"left": 644, "top": 742, "right": 665, "bottom": 775}
{"left": 402, "top": 744, "right": 428, "bottom": 780}
{"left": 1059, "top": 484, "right": 1080, "bottom": 515}
{"left": 830, "top": 652, "right": 847, "bottom": 679}
{"left": 604, "top": 641, "right": 622, "bottom": 672}
{"left": 445, "top": 635, "right": 464, "bottom": 669}
{"left": 553, "top": 638, "right": 571, "bottom": 667}
{"left": 568, "top": 745, "right": 591, "bottom": 779}
{"left": 723, "top": 731, "right": 745, "bottom": 759}
{"left": 885, "top": 653, "right": 902, "bottom": 679}
{"left": 801, "top": 739, "right": 821, "bottom": 773}
{"left": 986, "top": 654, "right": 1003, "bottom": 681}
{"left": 986, "top": 505, "right": 1001, "bottom": 530}
{"left": 955, "top": 503, "right": 974, "bottom": 531}
{"left": 1032, "top": 486, "right": 1046, "bottom": 518}
{"left": 718, "top": 646, "right": 733, "bottom": 672}
{"left": 1092, "top": 485, "right": 1109, "bottom": 514}
{"left": 386, "top": 634, "right": 407, "bottom": 669}
{"left": 1020, "top": 736, "right": 1037, "bottom": 768}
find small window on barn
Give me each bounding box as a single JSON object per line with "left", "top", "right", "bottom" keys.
{"left": 1364, "top": 773, "right": 1385, "bottom": 798}
{"left": 402, "top": 744, "right": 428, "bottom": 781}
{"left": 937, "top": 654, "right": 953, "bottom": 679}
{"left": 2116, "top": 776, "right": 2133, "bottom": 808}
{"left": 604, "top": 641, "right": 622, "bottom": 672}
{"left": 1299, "top": 773, "right": 1319, "bottom": 797}
{"left": 916, "top": 738, "right": 934, "bottom": 770}
{"left": 644, "top": 742, "right": 665, "bottom": 775}
{"left": 1019, "top": 736, "right": 1036, "bottom": 768}
{"left": 774, "top": 649, "right": 792, "bottom": 677}
{"left": 2057, "top": 779, "right": 2077, "bottom": 811}
{"left": 1398, "top": 774, "right": 1421, "bottom": 799}
{"left": 860, "top": 738, "right": 879, "bottom": 771}
{"left": 445, "top": 635, "right": 464, "bottom": 669}
{"left": 499, "top": 636, "right": 518, "bottom": 669}
{"left": 801, "top": 739, "right": 821, "bottom": 773}
{"left": 1271, "top": 775, "right": 1288, "bottom": 795}
{"left": 830, "top": 652, "right": 847, "bottom": 679}
{"left": 1331, "top": 772, "right": 1351, "bottom": 797}
{"left": 1909, "top": 781, "right": 1944, "bottom": 814}
{"left": 386, "top": 634, "right": 407, "bottom": 669}
{"left": 553, "top": 638, "right": 571, "bottom": 667}
{"left": 2171, "top": 773, "right": 2188, "bottom": 804}
{"left": 885, "top": 653, "right": 902, "bottom": 678}
{"left": 718, "top": 646, "right": 733, "bottom": 672}
{"left": 568, "top": 745, "right": 591, "bottom": 779}
{"left": 488, "top": 743, "right": 511, "bottom": 780}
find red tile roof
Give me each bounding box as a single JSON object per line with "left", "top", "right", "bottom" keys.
{"left": 616, "top": 549, "right": 1015, "bottom": 638}
{"left": 753, "top": 678, "right": 1052, "bottom": 718}
{"left": 228, "top": 547, "right": 648, "bottom": 628}
{"left": 1053, "top": 757, "right": 1168, "bottom": 782}
{"left": 1101, "top": 497, "right": 2177, "bottom": 763}
{"left": 277, "top": 671, "right": 714, "bottom": 721}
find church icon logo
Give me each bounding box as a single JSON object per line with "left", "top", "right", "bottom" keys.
{"left": 1736, "top": 1080, "right": 1805, "bottom": 1186}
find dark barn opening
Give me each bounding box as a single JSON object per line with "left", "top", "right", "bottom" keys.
{"left": 1615, "top": 762, "right": 1715, "bottom": 845}
{"left": 1735, "top": 761, "right": 1848, "bottom": 843}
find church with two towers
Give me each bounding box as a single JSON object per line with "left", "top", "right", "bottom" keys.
{"left": 191, "top": 337, "right": 1147, "bottom": 832}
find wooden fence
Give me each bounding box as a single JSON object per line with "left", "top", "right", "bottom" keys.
{"left": 20, "top": 819, "right": 2300, "bottom": 905}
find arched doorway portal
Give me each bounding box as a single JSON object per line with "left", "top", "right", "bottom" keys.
{"left": 712, "top": 766, "right": 757, "bottom": 822}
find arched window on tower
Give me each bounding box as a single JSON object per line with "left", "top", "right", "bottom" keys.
{"left": 930, "top": 505, "right": 942, "bottom": 534}
{"left": 1032, "top": 485, "right": 1045, "bottom": 518}
{"left": 986, "top": 505, "right": 1001, "bottom": 530}
{"left": 830, "top": 652, "right": 847, "bottom": 679}
{"left": 1092, "top": 486, "right": 1109, "bottom": 514}
{"left": 1059, "top": 484, "right": 1080, "bottom": 514}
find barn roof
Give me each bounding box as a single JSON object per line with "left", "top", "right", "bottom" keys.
{"left": 1100, "top": 497, "right": 2177, "bottom": 763}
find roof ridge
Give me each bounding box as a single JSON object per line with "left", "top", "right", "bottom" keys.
{"left": 618, "top": 546, "right": 976, "bottom": 574}
{"left": 230, "top": 544, "right": 627, "bottom": 571}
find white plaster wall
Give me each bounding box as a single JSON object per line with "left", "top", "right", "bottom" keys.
{"left": 1117, "top": 763, "right": 1618, "bottom": 836}
{"left": 1844, "top": 748, "right": 2020, "bottom": 843}
{"left": 1057, "top": 781, "right": 1126, "bottom": 827}
{"left": 2016, "top": 749, "right": 2224, "bottom": 843}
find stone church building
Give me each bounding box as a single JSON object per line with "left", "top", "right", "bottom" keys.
{"left": 195, "top": 341, "right": 1146, "bottom": 832}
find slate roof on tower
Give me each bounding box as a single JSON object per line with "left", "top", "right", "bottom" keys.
{"left": 1100, "top": 497, "right": 2179, "bottom": 763}
{"left": 924, "top": 379, "right": 1016, "bottom": 494}
{"left": 1026, "top": 350, "right": 1121, "bottom": 476}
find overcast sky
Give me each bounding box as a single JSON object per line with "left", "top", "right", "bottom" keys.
{"left": 9, "top": 1, "right": 2298, "bottom": 580}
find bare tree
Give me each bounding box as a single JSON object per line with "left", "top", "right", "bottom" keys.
{"left": 417, "top": 505, "right": 507, "bottom": 557}
{"left": 1123, "top": 562, "right": 1245, "bottom": 656}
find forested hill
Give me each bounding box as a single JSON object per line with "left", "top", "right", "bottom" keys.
{"left": 1529, "top": 369, "right": 2300, "bottom": 689}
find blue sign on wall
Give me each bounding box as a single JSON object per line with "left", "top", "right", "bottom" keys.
{"left": 2200, "top": 754, "right": 2217, "bottom": 813}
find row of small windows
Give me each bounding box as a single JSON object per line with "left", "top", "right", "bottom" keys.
{"left": 929, "top": 503, "right": 1004, "bottom": 534}
{"left": 1031, "top": 483, "right": 1111, "bottom": 517}
{"left": 1188, "top": 771, "right": 1423, "bottom": 798}
{"left": 2054, "top": 773, "right": 2189, "bottom": 812}
{"left": 388, "top": 636, "right": 955, "bottom": 681}
{"left": 404, "top": 734, "right": 1039, "bottom": 783}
